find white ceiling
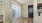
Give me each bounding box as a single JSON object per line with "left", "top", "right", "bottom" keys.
{"left": 37, "top": 0, "right": 42, "bottom": 4}
{"left": 11, "top": 0, "right": 42, "bottom": 4}
{"left": 12, "top": 0, "right": 33, "bottom": 4}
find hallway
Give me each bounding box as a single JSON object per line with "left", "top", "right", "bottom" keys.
{"left": 0, "top": 0, "right": 42, "bottom": 23}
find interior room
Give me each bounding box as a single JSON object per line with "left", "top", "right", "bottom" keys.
{"left": 0, "top": 0, "right": 42, "bottom": 23}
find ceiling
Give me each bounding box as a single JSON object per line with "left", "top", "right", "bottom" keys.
{"left": 11, "top": 0, "right": 33, "bottom": 4}
{"left": 11, "top": 0, "right": 42, "bottom": 4}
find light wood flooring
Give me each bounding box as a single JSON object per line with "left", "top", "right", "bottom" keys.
{"left": 12, "top": 17, "right": 33, "bottom": 23}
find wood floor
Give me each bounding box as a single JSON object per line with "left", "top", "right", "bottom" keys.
{"left": 12, "top": 17, "right": 33, "bottom": 23}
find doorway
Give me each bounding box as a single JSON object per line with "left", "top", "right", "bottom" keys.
{"left": 28, "top": 5, "right": 33, "bottom": 18}
{"left": 28, "top": 5, "right": 33, "bottom": 23}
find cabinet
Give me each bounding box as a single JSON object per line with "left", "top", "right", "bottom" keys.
{"left": 0, "top": 0, "right": 4, "bottom": 23}
{"left": 37, "top": 4, "right": 42, "bottom": 16}
{"left": 0, "top": 0, "right": 11, "bottom": 23}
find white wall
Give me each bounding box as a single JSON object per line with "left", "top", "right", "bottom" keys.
{"left": 33, "top": 0, "right": 42, "bottom": 23}
{"left": 21, "top": 4, "right": 28, "bottom": 18}
{"left": 0, "top": 5, "right": 2, "bottom": 14}
{"left": 5, "top": 0, "right": 12, "bottom": 23}
{"left": 21, "top": 3, "right": 33, "bottom": 18}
